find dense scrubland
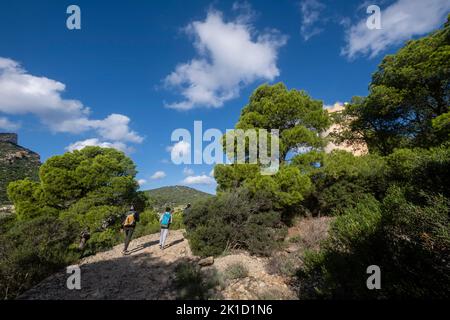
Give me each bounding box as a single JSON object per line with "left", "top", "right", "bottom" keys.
{"left": 0, "top": 16, "right": 449, "bottom": 300}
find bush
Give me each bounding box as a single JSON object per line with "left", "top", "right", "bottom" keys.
{"left": 380, "top": 187, "right": 450, "bottom": 298}
{"left": 300, "top": 150, "right": 387, "bottom": 216}
{"left": 298, "top": 186, "right": 450, "bottom": 299}
{"left": 133, "top": 210, "right": 161, "bottom": 238}
{"left": 184, "top": 188, "right": 286, "bottom": 257}
{"left": 0, "top": 216, "right": 80, "bottom": 299}
{"left": 174, "top": 262, "right": 219, "bottom": 300}
{"left": 266, "top": 253, "right": 301, "bottom": 277}
{"left": 223, "top": 263, "right": 249, "bottom": 280}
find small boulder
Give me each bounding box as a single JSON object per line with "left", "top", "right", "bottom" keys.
{"left": 284, "top": 244, "right": 297, "bottom": 254}
{"left": 198, "top": 256, "right": 214, "bottom": 267}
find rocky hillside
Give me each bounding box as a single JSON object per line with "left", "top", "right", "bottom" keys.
{"left": 145, "top": 186, "right": 213, "bottom": 210}
{"left": 0, "top": 134, "right": 40, "bottom": 204}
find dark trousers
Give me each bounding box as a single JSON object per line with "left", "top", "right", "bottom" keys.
{"left": 124, "top": 227, "right": 135, "bottom": 251}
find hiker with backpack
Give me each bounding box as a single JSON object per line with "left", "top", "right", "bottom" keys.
{"left": 159, "top": 207, "right": 173, "bottom": 250}
{"left": 122, "top": 205, "right": 140, "bottom": 255}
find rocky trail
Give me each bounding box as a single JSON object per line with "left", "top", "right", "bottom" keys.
{"left": 19, "top": 229, "right": 297, "bottom": 300}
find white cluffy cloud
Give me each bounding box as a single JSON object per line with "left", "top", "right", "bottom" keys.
{"left": 167, "top": 141, "right": 191, "bottom": 160}
{"left": 151, "top": 171, "right": 167, "bottom": 180}
{"left": 164, "top": 9, "right": 287, "bottom": 110}
{"left": 342, "top": 0, "right": 450, "bottom": 59}
{"left": 0, "top": 116, "right": 20, "bottom": 131}
{"left": 0, "top": 57, "right": 143, "bottom": 151}
{"left": 183, "top": 167, "right": 195, "bottom": 176}
{"left": 65, "top": 138, "right": 132, "bottom": 153}
{"left": 137, "top": 179, "right": 147, "bottom": 186}
{"left": 182, "top": 174, "right": 215, "bottom": 185}
{"left": 300, "top": 0, "right": 326, "bottom": 41}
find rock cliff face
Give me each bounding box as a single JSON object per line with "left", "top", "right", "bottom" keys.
{"left": 321, "top": 103, "right": 368, "bottom": 156}
{"left": 0, "top": 133, "right": 40, "bottom": 204}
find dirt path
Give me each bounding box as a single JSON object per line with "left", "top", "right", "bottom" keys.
{"left": 20, "top": 230, "right": 192, "bottom": 300}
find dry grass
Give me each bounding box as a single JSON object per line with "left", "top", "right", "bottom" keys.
{"left": 287, "top": 216, "right": 333, "bottom": 252}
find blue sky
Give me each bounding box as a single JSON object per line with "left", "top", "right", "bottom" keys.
{"left": 1, "top": 0, "right": 449, "bottom": 194}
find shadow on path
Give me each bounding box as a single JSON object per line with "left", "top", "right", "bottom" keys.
{"left": 126, "top": 240, "right": 159, "bottom": 254}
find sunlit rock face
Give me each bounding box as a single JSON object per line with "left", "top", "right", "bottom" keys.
{"left": 322, "top": 103, "right": 368, "bottom": 156}
{"left": 0, "top": 133, "right": 40, "bottom": 204}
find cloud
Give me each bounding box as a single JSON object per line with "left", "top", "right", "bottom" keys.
{"left": 182, "top": 174, "right": 216, "bottom": 185}
{"left": 150, "top": 171, "right": 166, "bottom": 180}
{"left": 0, "top": 57, "right": 87, "bottom": 127}
{"left": 164, "top": 8, "right": 287, "bottom": 110}
{"left": 0, "top": 116, "right": 20, "bottom": 131}
{"left": 0, "top": 57, "right": 143, "bottom": 148}
{"left": 299, "top": 0, "right": 326, "bottom": 41}
{"left": 167, "top": 141, "right": 191, "bottom": 161}
{"left": 65, "top": 138, "right": 132, "bottom": 153}
{"left": 137, "top": 179, "right": 147, "bottom": 186}
{"left": 342, "top": 0, "right": 450, "bottom": 59}
{"left": 59, "top": 114, "right": 143, "bottom": 143}
{"left": 183, "top": 167, "right": 195, "bottom": 176}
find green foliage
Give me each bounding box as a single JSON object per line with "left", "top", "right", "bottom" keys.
{"left": 7, "top": 179, "right": 58, "bottom": 220}
{"left": 298, "top": 147, "right": 450, "bottom": 298}
{"left": 386, "top": 146, "right": 450, "bottom": 198}
{"left": 8, "top": 147, "right": 140, "bottom": 219}
{"left": 214, "top": 164, "right": 260, "bottom": 193}
{"left": 233, "top": 83, "right": 330, "bottom": 161}
{"left": 184, "top": 188, "right": 286, "bottom": 257}
{"left": 334, "top": 17, "right": 450, "bottom": 154}
{"left": 432, "top": 111, "right": 450, "bottom": 142}
{"left": 133, "top": 209, "right": 184, "bottom": 239}
{"left": 300, "top": 150, "right": 387, "bottom": 216}
{"left": 174, "top": 262, "right": 219, "bottom": 300}
{"left": 244, "top": 165, "right": 312, "bottom": 216}
{"left": 0, "top": 215, "right": 80, "bottom": 299}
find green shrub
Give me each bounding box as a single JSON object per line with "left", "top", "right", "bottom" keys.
{"left": 223, "top": 263, "right": 249, "bottom": 280}
{"left": 298, "top": 186, "right": 450, "bottom": 299}
{"left": 300, "top": 151, "right": 387, "bottom": 216}
{"left": 0, "top": 216, "right": 80, "bottom": 299}
{"left": 174, "top": 262, "right": 219, "bottom": 300}
{"left": 184, "top": 188, "right": 286, "bottom": 257}
{"left": 133, "top": 210, "right": 160, "bottom": 238}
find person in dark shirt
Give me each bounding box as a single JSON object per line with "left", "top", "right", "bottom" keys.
{"left": 122, "top": 205, "right": 139, "bottom": 255}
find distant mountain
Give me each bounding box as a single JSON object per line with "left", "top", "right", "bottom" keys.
{"left": 144, "top": 186, "right": 213, "bottom": 210}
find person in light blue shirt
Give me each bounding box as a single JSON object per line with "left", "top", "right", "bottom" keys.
{"left": 159, "top": 207, "right": 173, "bottom": 250}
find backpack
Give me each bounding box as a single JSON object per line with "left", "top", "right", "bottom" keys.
{"left": 123, "top": 213, "right": 136, "bottom": 227}
{"left": 160, "top": 212, "right": 171, "bottom": 228}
